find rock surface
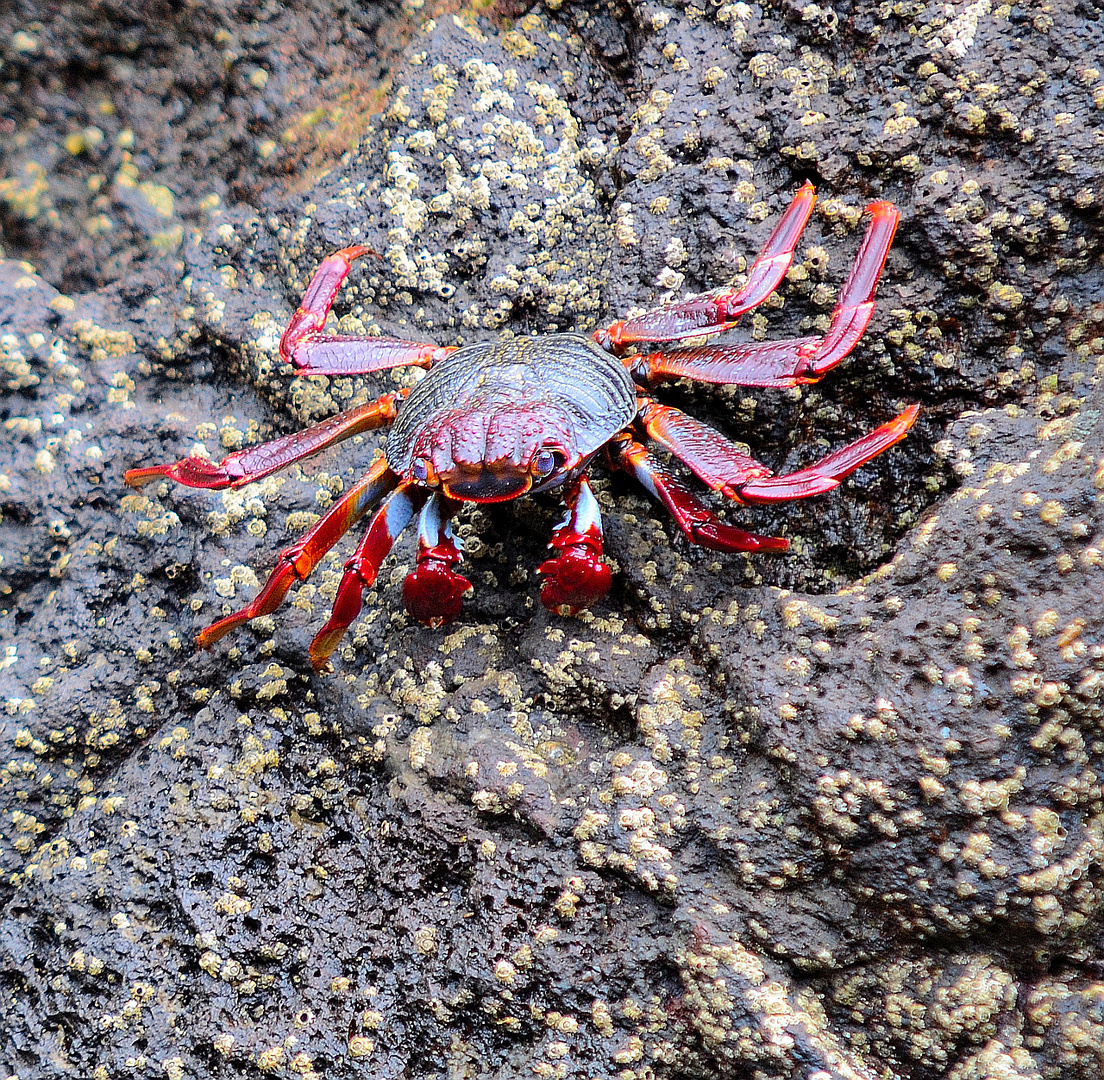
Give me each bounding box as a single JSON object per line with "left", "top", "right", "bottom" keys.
{"left": 1, "top": 2, "right": 1102, "bottom": 1078}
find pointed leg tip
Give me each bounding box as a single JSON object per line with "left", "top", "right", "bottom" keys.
{"left": 124, "top": 465, "right": 169, "bottom": 488}
{"left": 866, "top": 199, "right": 900, "bottom": 218}
{"left": 880, "top": 403, "right": 921, "bottom": 444}
{"left": 196, "top": 603, "right": 265, "bottom": 649}
{"left": 690, "top": 521, "right": 791, "bottom": 554}
{"left": 127, "top": 456, "right": 235, "bottom": 490}
{"left": 792, "top": 181, "right": 817, "bottom": 206}
{"left": 195, "top": 620, "right": 235, "bottom": 650}
{"left": 195, "top": 627, "right": 222, "bottom": 650}
{"left": 309, "top": 601, "right": 367, "bottom": 669}
{"left": 755, "top": 535, "right": 791, "bottom": 554}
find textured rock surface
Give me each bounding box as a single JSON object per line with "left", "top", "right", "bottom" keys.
{"left": 1, "top": 2, "right": 1102, "bottom": 1079}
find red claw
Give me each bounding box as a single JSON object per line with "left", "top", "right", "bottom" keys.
{"left": 401, "top": 494, "right": 471, "bottom": 627}
{"left": 402, "top": 553, "right": 472, "bottom": 628}
{"left": 537, "top": 475, "right": 612, "bottom": 615}
{"left": 538, "top": 541, "right": 612, "bottom": 615}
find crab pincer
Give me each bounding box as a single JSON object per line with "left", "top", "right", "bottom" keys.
{"left": 538, "top": 477, "right": 613, "bottom": 615}
{"left": 401, "top": 494, "right": 472, "bottom": 630}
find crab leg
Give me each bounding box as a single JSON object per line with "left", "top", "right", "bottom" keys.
{"left": 731, "top": 405, "right": 919, "bottom": 502}
{"left": 287, "top": 335, "right": 456, "bottom": 377}
{"left": 608, "top": 434, "right": 790, "bottom": 554}
{"left": 308, "top": 482, "right": 432, "bottom": 670}
{"left": 637, "top": 398, "right": 785, "bottom": 499}
{"left": 195, "top": 457, "right": 398, "bottom": 649}
{"left": 640, "top": 399, "right": 919, "bottom": 503}
{"left": 628, "top": 200, "right": 900, "bottom": 387}
{"left": 124, "top": 393, "right": 405, "bottom": 491}
{"left": 401, "top": 493, "right": 472, "bottom": 630}
{"left": 281, "top": 245, "right": 454, "bottom": 374}
{"left": 537, "top": 475, "right": 613, "bottom": 615}
{"left": 596, "top": 183, "right": 817, "bottom": 353}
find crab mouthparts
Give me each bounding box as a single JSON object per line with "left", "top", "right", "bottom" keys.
{"left": 441, "top": 464, "right": 531, "bottom": 503}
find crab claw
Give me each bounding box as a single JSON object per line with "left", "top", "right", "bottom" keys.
{"left": 402, "top": 553, "right": 472, "bottom": 628}
{"left": 400, "top": 495, "right": 472, "bottom": 627}
{"left": 538, "top": 541, "right": 612, "bottom": 615}
{"left": 537, "top": 477, "right": 612, "bottom": 615}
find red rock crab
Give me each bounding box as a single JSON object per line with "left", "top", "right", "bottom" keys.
{"left": 126, "top": 184, "right": 917, "bottom": 670}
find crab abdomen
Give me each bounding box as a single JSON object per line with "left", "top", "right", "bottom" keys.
{"left": 385, "top": 333, "right": 637, "bottom": 476}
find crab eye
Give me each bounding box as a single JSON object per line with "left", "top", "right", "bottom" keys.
{"left": 532, "top": 449, "right": 559, "bottom": 478}
{"left": 412, "top": 457, "right": 436, "bottom": 485}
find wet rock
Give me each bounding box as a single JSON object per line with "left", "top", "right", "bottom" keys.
{"left": 1, "top": 2, "right": 1102, "bottom": 1079}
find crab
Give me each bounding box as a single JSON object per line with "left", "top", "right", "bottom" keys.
{"left": 126, "top": 183, "right": 917, "bottom": 671}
